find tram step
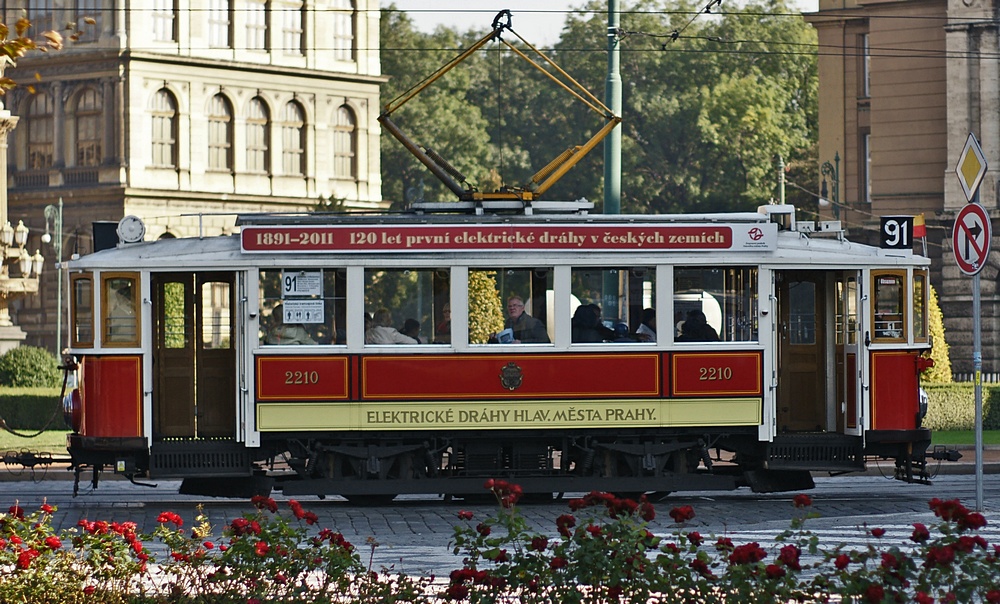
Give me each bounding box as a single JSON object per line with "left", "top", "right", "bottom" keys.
{"left": 766, "top": 434, "right": 865, "bottom": 471}
{"left": 149, "top": 440, "right": 252, "bottom": 477}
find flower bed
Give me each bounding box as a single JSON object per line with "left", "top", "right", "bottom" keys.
{"left": 1, "top": 483, "right": 997, "bottom": 603}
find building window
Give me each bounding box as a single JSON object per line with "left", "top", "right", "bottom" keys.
{"left": 152, "top": 0, "right": 176, "bottom": 42}
{"left": 76, "top": 0, "right": 102, "bottom": 40}
{"left": 333, "top": 105, "right": 356, "bottom": 179}
{"left": 208, "top": 94, "right": 234, "bottom": 171}
{"left": 247, "top": 97, "right": 270, "bottom": 174}
{"left": 28, "top": 0, "right": 54, "bottom": 36}
{"left": 858, "top": 33, "right": 870, "bottom": 99}
{"left": 209, "top": 0, "right": 232, "bottom": 48}
{"left": 861, "top": 130, "right": 871, "bottom": 204}
{"left": 246, "top": 0, "right": 267, "bottom": 49}
{"left": 27, "top": 93, "right": 54, "bottom": 170}
{"left": 332, "top": 0, "right": 355, "bottom": 61}
{"left": 280, "top": 1, "right": 304, "bottom": 55}
{"left": 151, "top": 89, "right": 178, "bottom": 168}
{"left": 281, "top": 101, "right": 305, "bottom": 175}
{"left": 76, "top": 88, "right": 102, "bottom": 167}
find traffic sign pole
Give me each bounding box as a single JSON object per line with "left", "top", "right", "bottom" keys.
{"left": 972, "top": 189, "right": 983, "bottom": 512}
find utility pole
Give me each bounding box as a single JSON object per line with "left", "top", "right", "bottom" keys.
{"left": 603, "top": 0, "right": 621, "bottom": 215}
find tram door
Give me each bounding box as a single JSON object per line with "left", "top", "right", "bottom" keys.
{"left": 776, "top": 271, "right": 826, "bottom": 432}
{"left": 151, "top": 272, "right": 236, "bottom": 439}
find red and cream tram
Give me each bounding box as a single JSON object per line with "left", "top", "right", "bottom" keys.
{"left": 63, "top": 202, "right": 942, "bottom": 499}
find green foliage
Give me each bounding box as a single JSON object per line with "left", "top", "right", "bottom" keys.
{"left": 0, "top": 346, "right": 61, "bottom": 388}
{"left": 468, "top": 270, "right": 505, "bottom": 343}
{"left": 923, "top": 284, "right": 952, "bottom": 383}
{"left": 923, "top": 384, "right": 1000, "bottom": 431}
{"left": 0, "top": 387, "right": 63, "bottom": 430}
{"left": 380, "top": 0, "right": 819, "bottom": 212}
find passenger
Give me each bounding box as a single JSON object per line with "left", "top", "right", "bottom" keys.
{"left": 491, "top": 295, "right": 549, "bottom": 343}
{"left": 434, "top": 303, "right": 451, "bottom": 344}
{"left": 636, "top": 307, "right": 656, "bottom": 342}
{"left": 572, "top": 304, "right": 605, "bottom": 343}
{"left": 586, "top": 304, "right": 615, "bottom": 341}
{"left": 266, "top": 304, "right": 317, "bottom": 345}
{"left": 366, "top": 308, "right": 417, "bottom": 344}
{"left": 401, "top": 318, "right": 422, "bottom": 344}
{"left": 676, "top": 309, "right": 720, "bottom": 342}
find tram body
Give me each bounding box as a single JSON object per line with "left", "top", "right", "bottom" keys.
{"left": 63, "top": 204, "right": 938, "bottom": 498}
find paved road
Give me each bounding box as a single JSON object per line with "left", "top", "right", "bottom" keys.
{"left": 3, "top": 473, "right": 998, "bottom": 577}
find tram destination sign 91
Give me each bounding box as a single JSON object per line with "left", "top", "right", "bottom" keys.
{"left": 241, "top": 223, "right": 778, "bottom": 253}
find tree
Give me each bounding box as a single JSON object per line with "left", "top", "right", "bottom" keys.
{"left": 922, "top": 284, "right": 952, "bottom": 384}
{"left": 468, "top": 270, "right": 504, "bottom": 344}
{"left": 0, "top": 18, "right": 67, "bottom": 94}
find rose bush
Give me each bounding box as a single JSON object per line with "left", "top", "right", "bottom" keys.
{"left": 1, "top": 485, "right": 997, "bottom": 603}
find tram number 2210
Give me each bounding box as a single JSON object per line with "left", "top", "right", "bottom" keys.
{"left": 285, "top": 370, "right": 321, "bottom": 385}
{"left": 699, "top": 366, "right": 733, "bottom": 381}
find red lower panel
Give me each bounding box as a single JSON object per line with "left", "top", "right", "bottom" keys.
{"left": 257, "top": 356, "right": 349, "bottom": 401}
{"left": 361, "top": 354, "right": 660, "bottom": 400}
{"left": 670, "top": 352, "right": 763, "bottom": 397}
{"left": 82, "top": 355, "right": 142, "bottom": 437}
{"left": 871, "top": 350, "right": 919, "bottom": 431}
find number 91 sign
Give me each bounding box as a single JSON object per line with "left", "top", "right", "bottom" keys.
{"left": 880, "top": 216, "right": 913, "bottom": 250}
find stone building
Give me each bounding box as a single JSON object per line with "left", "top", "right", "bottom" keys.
{"left": 806, "top": 0, "right": 998, "bottom": 375}
{"left": 2, "top": 0, "right": 385, "bottom": 351}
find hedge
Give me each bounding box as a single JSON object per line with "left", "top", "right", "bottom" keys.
{"left": 922, "top": 383, "right": 1000, "bottom": 430}
{"left": 0, "top": 387, "right": 64, "bottom": 431}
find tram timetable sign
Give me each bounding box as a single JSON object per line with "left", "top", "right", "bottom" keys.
{"left": 241, "top": 223, "right": 778, "bottom": 253}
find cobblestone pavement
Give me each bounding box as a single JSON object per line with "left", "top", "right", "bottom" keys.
{"left": 2, "top": 473, "right": 997, "bottom": 577}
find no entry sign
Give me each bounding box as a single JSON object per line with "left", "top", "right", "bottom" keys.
{"left": 953, "top": 202, "right": 991, "bottom": 276}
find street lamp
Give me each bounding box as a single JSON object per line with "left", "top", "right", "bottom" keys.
{"left": 820, "top": 152, "right": 841, "bottom": 220}
{"left": 0, "top": 218, "right": 43, "bottom": 328}
{"left": 42, "top": 199, "right": 63, "bottom": 353}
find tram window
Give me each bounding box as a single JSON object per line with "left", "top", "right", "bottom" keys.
{"left": 470, "top": 268, "right": 552, "bottom": 344}
{"left": 673, "top": 267, "right": 757, "bottom": 342}
{"left": 259, "top": 268, "right": 345, "bottom": 345}
{"left": 102, "top": 273, "right": 139, "bottom": 347}
{"left": 202, "top": 281, "right": 231, "bottom": 349}
{"left": 570, "top": 267, "right": 654, "bottom": 343}
{"left": 70, "top": 273, "right": 94, "bottom": 347}
{"left": 914, "top": 271, "right": 928, "bottom": 341}
{"left": 364, "top": 268, "right": 448, "bottom": 345}
{"left": 872, "top": 271, "right": 905, "bottom": 341}
{"left": 836, "top": 276, "right": 858, "bottom": 346}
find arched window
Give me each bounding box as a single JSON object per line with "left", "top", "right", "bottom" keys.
{"left": 333, "top": 105, "right": 356, "bottom": 179}
{"left": 331, "top": 0, "right": 355, "bottom": 61}
{"left": 27, "top": 93, "right": 54, "bottom": 170}
{"left": 208, "top": 94, "right": 234, "bottom": 172}
{"left": 151, "top": 89, "right": 178, "bottom": 168}
{"left": 281, "top": 101, "right": 305, "bottom": 175}
{"left": 247, "top": 97, "right": 270, "bottom": 174}
{"left": 76, "top": 88, "right": 102, "bottom": 167}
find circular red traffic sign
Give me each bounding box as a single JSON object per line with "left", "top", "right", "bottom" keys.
{"left": 953, "top": 203, "right": 992, "bottom": 276}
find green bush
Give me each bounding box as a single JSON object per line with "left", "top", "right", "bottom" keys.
{"left": 0, "top": 346, "right": 61, "bottom": 388}
{"left": 923, "top": 383, "right": 1000, "bottom": 430}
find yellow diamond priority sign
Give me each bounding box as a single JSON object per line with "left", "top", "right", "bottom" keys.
{"left": 957, "top": 132, "right": 988, "bottom": 201}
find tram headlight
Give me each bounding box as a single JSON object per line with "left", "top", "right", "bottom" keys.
{"left": 63, "top": 388, "right": 82, "bottom": 433}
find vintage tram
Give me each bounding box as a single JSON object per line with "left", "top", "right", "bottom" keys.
{"left": 63, "top": 202, "right": 943, "bottom": 499}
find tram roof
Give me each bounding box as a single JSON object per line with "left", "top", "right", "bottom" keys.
{"left": 67, "top": 209, "right": 928, "bottom": 271}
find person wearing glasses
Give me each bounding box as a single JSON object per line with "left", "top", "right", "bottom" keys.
{"left": 492, "top": 295, "right": 549, "bottom": 344}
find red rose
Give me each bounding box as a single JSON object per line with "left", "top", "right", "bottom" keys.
{"left": 669, "top": 505, "right": 695, "bottom": 523}
{"left": 765, "top": 563, "right": 785, "bottom": 579}
{"left": 793, "top": 494, "right": 812, "bottom": 508}
{"left": 911, "top": 523, "right": 930, "bottom": 542}
{"left": 870, "top": 527, "right": 885, "bottom": 538}
{"left": 457, "top": 510, "right": 473, "bottom": 521}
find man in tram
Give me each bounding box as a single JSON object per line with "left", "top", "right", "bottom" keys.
{"left": 494, "top": 295, "right": 549, "bottom": 344}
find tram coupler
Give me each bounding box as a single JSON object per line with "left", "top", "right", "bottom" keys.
{"left": 930, "top": 445, "right": 962, "bottom": 462}
{"left": 127, "top": 474, "right": 158, "bottom": 489}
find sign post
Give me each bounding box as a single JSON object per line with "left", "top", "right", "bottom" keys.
{"left": 954, "top": 132, "right": 989, "bottom": 511}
